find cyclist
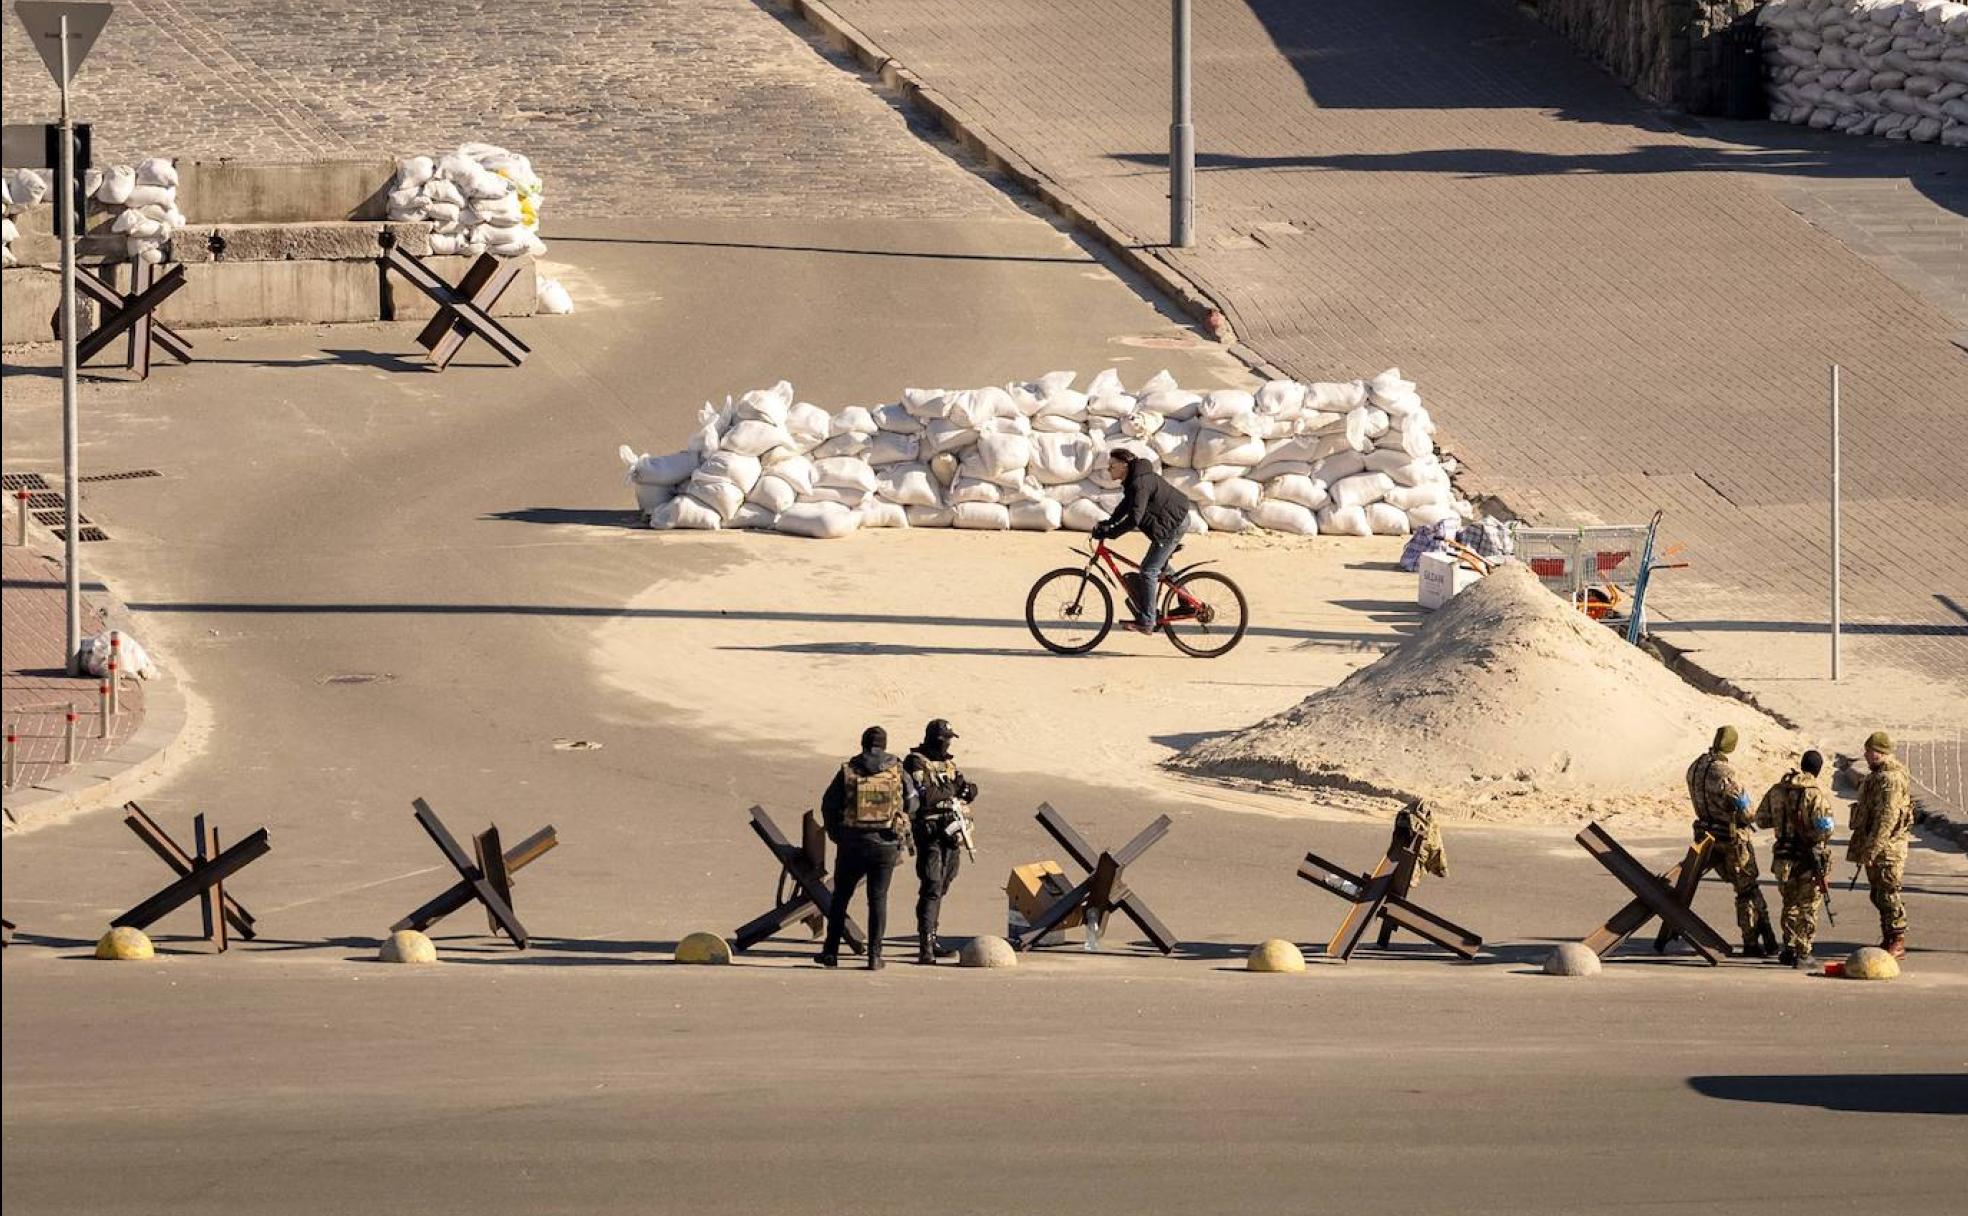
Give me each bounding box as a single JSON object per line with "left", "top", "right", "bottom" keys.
{"left": 1092, "top": 450, "right": 1191, "bottom": 634}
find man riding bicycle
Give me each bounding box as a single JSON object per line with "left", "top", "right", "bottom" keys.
{"left": 1092, "top": 450, "right": 1191, "bottom": 634}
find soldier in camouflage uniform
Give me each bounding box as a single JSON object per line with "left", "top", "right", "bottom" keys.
{"left": 1848, "top": 730, "right": 1913, "bottom": 959}
{"left": 1754, "top": 750, "right": 1836, "bottom": 968}
{"left": 1685, "top": 725, "right": 1778, "bottom": 957}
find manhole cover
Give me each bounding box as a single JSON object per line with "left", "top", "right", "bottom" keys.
{"left": 321, "top": 672, "right": 394, "bottom": 685}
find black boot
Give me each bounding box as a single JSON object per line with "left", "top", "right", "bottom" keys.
{"left": 1741, "top": 934, "right": 1767, "bottom": 959}
{"left": 816, "top": 951, "right": 839, "bottom": 968}
{"left": 1757, "top": 917, "right": 1779, "bottom": 958}
{"left": 933, "top": 937, "right": 958, "bottom": 958}
{"left": 1777, "top": 945, "right": 1796, "bottom": 967}
{"left": 867, "top": 949, "right": 885, "bottom": 971}
{"left": 917, "top": 936, "right": 936, "bottom": 966}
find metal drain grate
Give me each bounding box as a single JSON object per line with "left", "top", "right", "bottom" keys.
{"left": 79, "top": 469, "right": 163, "bottom": 483}
{"left": 76, "top": 526, "right": 111, "bottom": 543}
{"left": 2, "top": 473, "right": 50, "bottom": 492}
{"left": 33, "top": 509, "right": 91, "bottom": 527}
{"left": 26, "top": 492, "right": 64, "bottom": 510}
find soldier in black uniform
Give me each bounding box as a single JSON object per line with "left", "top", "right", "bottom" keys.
{"left": 818, "top": 725, "right": 918, "bottom": 971}
{"left": 904, "top": 719, "right": 979, "bottom": 965}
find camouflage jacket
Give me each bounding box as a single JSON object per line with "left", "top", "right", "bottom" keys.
{"left": 1754, "top": 769, "right": 1833, "bottom": 862}
{"left": 1686, "top": 749, "right": 1752, "bottom": 834}
{"left": 1848, "top": 756, "right": 1913, "bottom": 865}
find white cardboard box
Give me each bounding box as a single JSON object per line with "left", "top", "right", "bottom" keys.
{"left": 1417, "top": 550, "right": 1481, "bottom": 610}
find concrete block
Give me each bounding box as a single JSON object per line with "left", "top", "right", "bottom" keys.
{"left": 674, "top": 932, "right": 733, "bottom": 964}
{"left": 378, "top": 930, "right": 438, "bottom": 964}
{"left": 1543, "top": 942, "right": 1603, "bottom": 977}
{"left": 179, "top": 222, "right": 385, "bottom": 264}
{"left": 174, "top": 159, "right": 396, "bottom": 224}
{"left": 151, "top": 258, "right": 385, "bottom": 328}
{"left": 386, "top": 255, "right": 537, "bottom": 321}
{"left": 1247, "top": 939, "right": 1307, "bottom": 972}
{"left": 1, "top": 265, "right": 98, "bottom": 343}
{"left": 96, "top": 927, "right": 154, "bottom": 960}
{"left": 959, "top": 936, "right": 1017, "bottom": 968}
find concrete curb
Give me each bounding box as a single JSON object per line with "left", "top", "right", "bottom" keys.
{"left": 1, "top": 564, "right": 191, "bottom": 835}
{"left": 778, "top": 0, "right": 1239, "bottom": 347}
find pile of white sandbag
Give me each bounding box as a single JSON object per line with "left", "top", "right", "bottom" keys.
{"left": 84, "top": 158, "right": 186, "bottom": 263}
{"left": 387, "top": 143, "right": 546, "bottom": 258}
{"left": 1760, "top": 0, "right": 1968, "bottom": 146}
{"left": 617, "top": 369, "right": 1469, "bottom": 540}
{"left": 0, "top": 168, "right": 44, "bottom": 267}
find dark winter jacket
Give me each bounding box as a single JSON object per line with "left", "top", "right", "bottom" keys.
{"left": 1096, "top": 457, "right": 1190, "bottom": 544}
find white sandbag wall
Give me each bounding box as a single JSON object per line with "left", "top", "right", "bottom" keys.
{"left": 1761, "top": 0, "right": 1968, "bottom": 145}
{"left": 618, "top": 369, "right": 1470, "bottom": 540}
{"left": 0, "top": 168, "right": 44, "bottom": 267}
{"left": 387, "top": 143, "right": 547, "bottom": 258}
{"left": 83, "top": 158, "right": 186, "bottom": 263}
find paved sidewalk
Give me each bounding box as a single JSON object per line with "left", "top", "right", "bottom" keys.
{"left": 1, "top": 533, "right": 145, "bottom": 805}
{"left": 806, "top": 0, "right": 1968, "bottom": 721}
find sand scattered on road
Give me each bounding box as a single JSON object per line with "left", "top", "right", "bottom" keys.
{"left": 1170, "top": 564, "right": 1803, "bottom": 823}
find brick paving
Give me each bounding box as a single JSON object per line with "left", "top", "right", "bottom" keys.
{"left": 814, "top": 0, "right": 1968, "bottom": 694}
{"left": 1, "top": 536, "right": 145, "bottom": 799}
{"left": 0, "top": 0, "right": 1011, "bottom": 220}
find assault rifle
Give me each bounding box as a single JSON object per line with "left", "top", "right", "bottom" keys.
{"left": 946, "top": 797, "right": 978, "bottom": 863}
{"left": 1809, "top": 849, "right": 1836, "bottom": 928}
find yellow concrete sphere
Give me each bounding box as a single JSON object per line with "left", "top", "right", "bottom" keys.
{"left": 378, "top": 930, "right": 438, "bottom": 964}
{"left": 1247, "top": 939, "right": 1307, "bottom": 973}
{"left": 674, "top": 931, "right": 733, "bottom": 965}
{"left": 1844, "top": 946, "right": 1900, "bottom": 981}
{"left": 95, "top": 926, "right": 154, "bottom": 961}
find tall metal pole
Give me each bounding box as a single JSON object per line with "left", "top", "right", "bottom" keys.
{"left": 1829, "top": 363, "right": 1841, "bottom": 683}
{"left": 1170, "top": 0, "right": 1194, "bottom": 248}
{"left": 58, "top": 10, "right": 82, "bottom": 674}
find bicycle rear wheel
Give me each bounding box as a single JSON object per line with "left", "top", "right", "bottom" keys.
{"left": 1026, "top": 568, "right": 1113, "bottom": 655}
{"left": 1162, "top": 570, "right": 1249, "bottom": 658}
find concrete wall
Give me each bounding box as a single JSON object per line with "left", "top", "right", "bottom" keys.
{"left": 1532, "top": 0, "right": 1760, "bottom": 112}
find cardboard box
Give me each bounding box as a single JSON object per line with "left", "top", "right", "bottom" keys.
{"left": 1006, "top": 860, "right": 1084, "bottom": 931}
{"left": 1418, "top": 550, "right": 1482, "bottom": 610}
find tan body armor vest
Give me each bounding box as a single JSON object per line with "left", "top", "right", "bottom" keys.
{"left": 841, "top": 762, "right": 905, "bottom": 829}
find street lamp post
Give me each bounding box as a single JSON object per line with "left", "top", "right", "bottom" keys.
{"left": 1170, "top": 0, "right": 1194, "bottom": 248}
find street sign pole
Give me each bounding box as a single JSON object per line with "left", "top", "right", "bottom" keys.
{"left": 1170, "top": 0, "right": 1194, "bottom": 248}
{"left": 15, "top": 0, "right": 112, "bottom": 674}
{"left": 58, "top": 10, "right": 81, "bottom": 673}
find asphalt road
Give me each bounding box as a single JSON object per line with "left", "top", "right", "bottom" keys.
{"left": 3, "top": 214, "right": 1964, "bottom": 1214}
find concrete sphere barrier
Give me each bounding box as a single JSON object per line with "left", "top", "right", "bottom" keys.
{"left": 1543, "top": 942, "right": 1601, "bottom": 977}
{"left": 674, "top": 932, "right": 733, "bottom": 965}
{"left": 1844, "top": 946, "right": 1899, "bottom": 981}
{"left": 95, "top": 926, "right": 154, "bottom": 961}
{"left": 378, "top": 930, "right": 438, "bottom": 964}
{"left": 1247, "top": 939, "right": 1307, "bottom": 972}
{"left": 959, "top": 935, "right": 1017, "bottom": 968}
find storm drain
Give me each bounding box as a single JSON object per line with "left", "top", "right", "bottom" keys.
{"left": 1, "top": 473, "right": 50, "bottom": 492}
{"left": 79, "top": 469, "right": 163, "bottom": 483}
{"left": 32, "top": 509, "right": 89, "bottom": 528}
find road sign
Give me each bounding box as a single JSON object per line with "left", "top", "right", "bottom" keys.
{"left": 14, "top": 2, "right": 112, "bottom": 89}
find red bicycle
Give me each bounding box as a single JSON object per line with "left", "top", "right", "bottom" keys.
{"left": 1025, "top": 540, "right": 1249, "bottom": 657}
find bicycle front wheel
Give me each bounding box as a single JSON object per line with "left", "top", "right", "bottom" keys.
{"left": 1026, "top": 568, "right": 1113, "bottom": 655}
{"left": 1162, "top": 570, "right": 1249, "bottom": 658}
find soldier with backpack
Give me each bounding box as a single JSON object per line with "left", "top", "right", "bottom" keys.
{"left": 818, "top": 725, "right": 919, "bottom": 970}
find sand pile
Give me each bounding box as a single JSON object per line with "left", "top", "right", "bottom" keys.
{"left": 1170, "top": 564, "right": 1800, "bottom": 823}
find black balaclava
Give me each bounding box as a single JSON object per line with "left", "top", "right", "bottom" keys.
{"left": 1801, "top": 750, "right": 1824, "bottom": 777}
{"left": 861, "top": 725, "right": 887, "bottom": 758}
{"left": 920, "top": 719, "right": 957, "bottom": 761}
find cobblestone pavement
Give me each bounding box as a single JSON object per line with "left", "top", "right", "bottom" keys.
{"left": 1, "top": 535, "right": 144, "bottom": 799}
{"left": 815, "top": 0, "right": 1968, "bottom": 703}
{"left": 0, "top": 0, "right": 1011, "bottom": 220}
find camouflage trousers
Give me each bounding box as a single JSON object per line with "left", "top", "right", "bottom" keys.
{"left": 1865, "top": 855, "right": 1907, "bottom": 936}
{"left": 1699, "top": 827, "right": 1770, "bottom": 938}
{"left": 1771, "top": 860, "right": 1823, "bottom": 953}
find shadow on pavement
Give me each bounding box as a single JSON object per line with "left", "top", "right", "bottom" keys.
{"left": 1686, "top": 1073, "right": 1968, "bottom": 1115}
{"left": 552, "top": 234, "right": 1094, "bottom": 265}
{"left": 484, "top": 507, "right": 645, "bottom": 529}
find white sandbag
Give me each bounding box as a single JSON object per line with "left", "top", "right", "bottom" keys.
{"left": 748, "top": 475, "right": 799, "bottom": 515}
{"left": 803, "top": 486, "right": 870, "bottom": 507}
{"left": 1062, "top": 498, "right": 1110, "bottom": 532}
{"left": 924, "top": 418, "right": 979, "bottom": 456}
{"left": 1165, "top": 469, "right": 1216, "bottom": 505}
{"left": 621, "top": 444, "right": 698, "bottom": 487}
{"left": 1366, "top": 503, "right": 1412, "bottom": 535}
{"left": 859, "top": 500, "right": 910, "bottom": 529}
{"left": 396, "top": 155, "right": 435, "bottom": 187}
{"left": 973, "top": 431, "right": 1033, "bottom": 478}
{"left": 1148, "top": 421, "right": 1195, "bottom": 469}
{"left": 1255, "top": 379, "right": 1308, "bottom": 417}
{"left": 1087, "top": 392, "right": 1137, "bottom": 419}
{"left": 1308, "top": 381, "right": 1368, "bottom": 412}
{"left": 537, "top": 278, "right": 573, "bottom": 315}
{"left": 1250, "top": 498, "right": 1318, "bottom": 535}
{"left": 1008, "top": 499, "right": 1063, "bottom": 531}
{"left": 736, "top": 381, "right": 794, "bottom": 426}
{"left": 872, "top": 403, "right": 920, "bottom": 434}
{"left": 875, "top": 462, "right": 941, "bottom": 507}
{"left": 1050, "top": 479, "right": 1098, "bottom": 505}
{"left": 949, "top": 476, "right": 1005, "bottom": 505}
{"left": 812, "top": 432, "right": 870, "bottom": 460}
{"left": 1384, "top": 483, "right": 1452, "bottom": 511}
{"left": 686, "top": 476, "right": 747, "bottom": 522}
{"left": 1408, "top": 503, "right": 1462, "bottom": 530}
{"left": 1329, "top": 472, "right": 1395, "bottom": 510}
{"left": 1031, "top": 414, "right": 1082, "bottom": 434}
{"left": 1318, "top": 504, "right": 1373, "bottom": 537}
{"left": 1343, "top": 406, "right": 1375, "bottom": 451}
{"left": 952, "top": 502, "right": 1012, "bottom": 530}
{"left": 1362, "top": 447, "right": 1416, "bottom": 474}
{"left": 135, "top": 157, "right": 179, "bottom": 188}
{"left": 1029, "top": 433, "right": 1097, "bottom": 485}
{"left": 1036, "top": 390, "right": 1090, "bottom": 423}
{"left": 651, "top": 497, "right": 723, "bottom": 531}
{"left": 867, "top": 431, "right": 922, "bottom": 466}
{"left": 901, "top": 387, "right": 950, "bottom": 420}
{"left": 729, "top": 503, "right": 778, "bottom": 530}
{"left": 1086, "top": 369, "right": 1125, "bottom": 397}
{"left": 814, "top": 456, "right": 879, "bottom": 495}
{"left": 1310, "top": 450, "right": 1369, "bottom": 482}
{"left": 832, "top": 405, "right": 878, "bottom": 436}
{"left": 1297, "top": 410, "right": 1345, "bottom": 435}
{"left": 1214, "top": 477, "right": 1263, "bottom": 511}
{"left": 1387, "top": 457, "right": 1449, "bottom": 489}
{"left": 698, "top": 451, "right": 762, "bottom": 494}
{"left": 1265, "top": 474, "right": 1329, "bottom": 511}
{"left": 1248, "top": 456, "right": 1313, "bottom": 483}
{"left": 721, "top": 419, "right": 794, "bottom": 458}
{"left": 1184, "top": 510, "right": 1211, "bottom": 535}
{"left": 633, "top": 480, "right": 674, "bottom": 516}
{"left": 92, "top": 164, "right": 135, "bottom": 205}
{"left": 1201, "top": 389, "right": 1258, "bottom": 421}
{"left": 906, "top": 504, "right": 957, "bottom": 528}
{"left": 1139, "top": 389, "right": 1203, "bottom": 420}
{"left": 764, "top": 453, "right": 817, "bottom": 494}
{"left": 787, "top": 402, "right": 831, "bottom": 450}
{"left": 1201, "top": 505, "right": 1252, "bottom": 533}
{"left": 1122, "top": 411, "right": 1165, "bottom": 440}
{"left": 930, "top": 452, "right": 960, "bottom": 486}
{"left": 1188, "top": 426, "right": 1267, "bottom": 464}
{"left": 777, "top": 501, "right": 860, "bottom": 539}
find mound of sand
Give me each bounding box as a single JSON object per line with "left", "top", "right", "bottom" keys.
{"left": 1170, "top": 564, "right": 1800, "bottom": 823}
